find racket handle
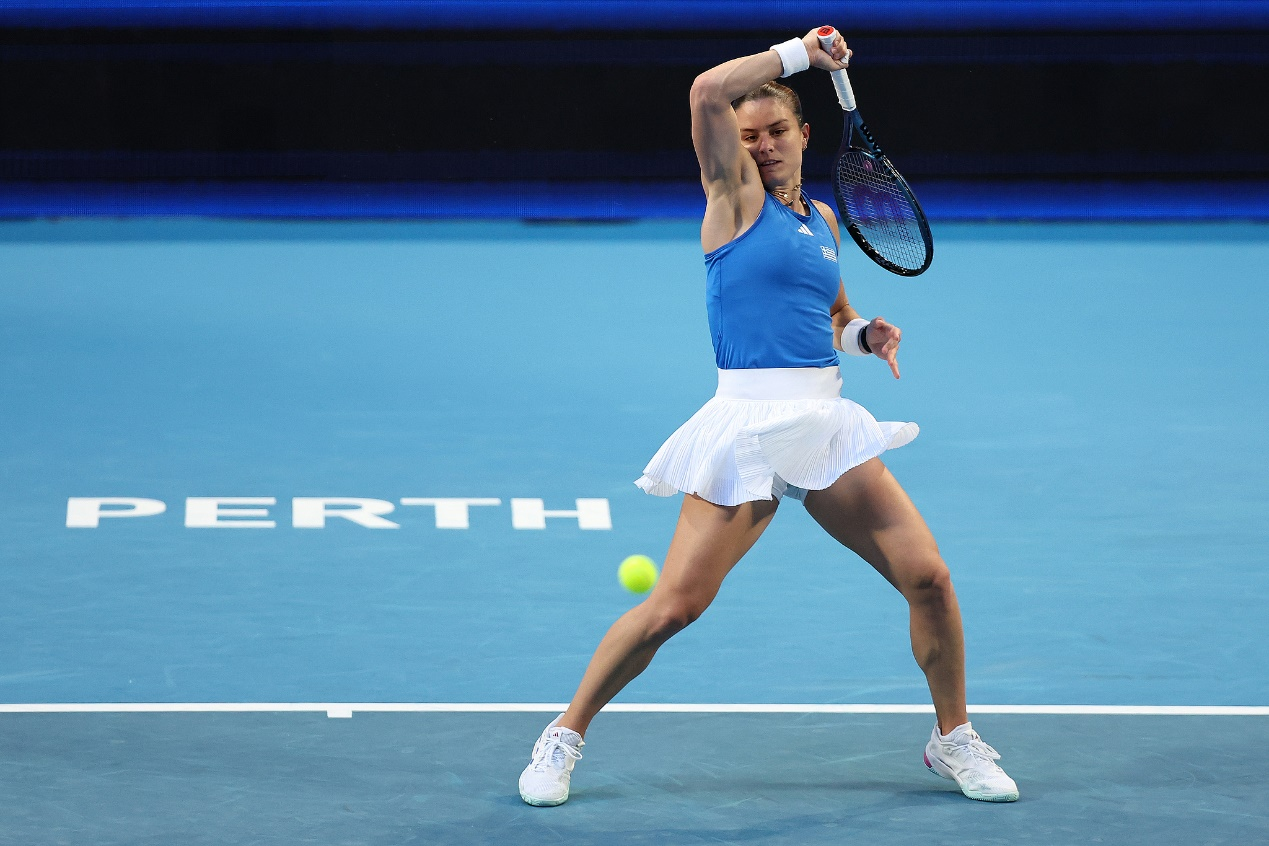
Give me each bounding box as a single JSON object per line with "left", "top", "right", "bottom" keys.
{"left": 817, "top": 26, "right": 857, "bottom": 112}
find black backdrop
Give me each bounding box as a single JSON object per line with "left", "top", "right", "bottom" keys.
{"left": 1, "top": 27, "right": 1266, "bottom": 185}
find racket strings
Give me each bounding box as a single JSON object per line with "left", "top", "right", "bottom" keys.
{"left": 834, "top": 151, "right": 928, "bottom": 272}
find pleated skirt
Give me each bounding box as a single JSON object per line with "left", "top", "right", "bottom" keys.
{"left": 635, "top": 366, "right": 919, "bottom": 506}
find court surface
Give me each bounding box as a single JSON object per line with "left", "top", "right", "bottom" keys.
{"left": 2, "top": 218, "right": 1267, "bottom": 844}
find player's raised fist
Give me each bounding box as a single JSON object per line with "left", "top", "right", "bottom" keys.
{"left": 804, "top": 27, "right": 850, "bottom": 69}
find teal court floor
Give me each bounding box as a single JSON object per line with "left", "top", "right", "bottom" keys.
{"left": 2, "top": 219, "right": 1266, "bottom": 844}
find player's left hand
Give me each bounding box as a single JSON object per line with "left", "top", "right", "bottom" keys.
{"left": 867, "top": 317, "right": 902, "bottom": 379}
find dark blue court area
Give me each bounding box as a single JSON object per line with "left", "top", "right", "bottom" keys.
{"left": 3, "top": 712, "right": 1267, "bottom": 846}
{"left": 3, "top": 1, "right": 1269, "bottom": 842}
{"left": 2, "top": 219, "right": 1267, "bottom": 844}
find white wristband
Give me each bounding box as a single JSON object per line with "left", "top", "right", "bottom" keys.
{"left": 769, "top": 37, "right": 810, "bottom": 77}
{"left": 840, "top": 318, "right": 871, "bottom": 356}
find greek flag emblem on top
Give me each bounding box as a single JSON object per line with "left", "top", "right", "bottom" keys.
{"left": 796, "top": 223, "right": 814, "bottom": 236}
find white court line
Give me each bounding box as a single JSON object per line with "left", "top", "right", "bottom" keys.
{"left": 0, "top": 703, "right": 1266, "bottom": 717}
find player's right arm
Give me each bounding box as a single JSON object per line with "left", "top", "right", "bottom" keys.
{"left": 691, "top": 30, "right": 846, "bottom": 251}
{"left": 689, "top": 48, "right": 790, "bottom": 251}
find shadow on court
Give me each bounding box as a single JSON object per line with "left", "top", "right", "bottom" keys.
{"left": 2, "top": 713, "right": 1265, "bottom": 845}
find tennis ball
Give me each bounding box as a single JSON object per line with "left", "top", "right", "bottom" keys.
{"left": 618, "top": 554, "right": 658, "bottom": 594}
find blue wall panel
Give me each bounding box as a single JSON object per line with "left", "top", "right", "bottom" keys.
{"left": 4, "top": 1, "right": 1269, "bottom": 31}
{"left": 4, "top": 179, "right": 1267, "bottom": 220}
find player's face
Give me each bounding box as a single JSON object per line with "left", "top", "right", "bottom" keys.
{"left": 736, "top": 98, "right": 810, "bottom": 188}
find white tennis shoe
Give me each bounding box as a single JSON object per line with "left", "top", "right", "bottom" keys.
{"left": 518, "top": 715, "right": 584, "bottom": 806}
{"left": 923, "top": 722, "right": 1019, "bottom": 802}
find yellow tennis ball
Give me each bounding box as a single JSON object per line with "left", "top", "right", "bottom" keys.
{"left": 618, "top": 554, "right": 658, "bottom": 594}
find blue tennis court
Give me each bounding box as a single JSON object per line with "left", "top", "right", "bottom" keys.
{"left": 1, "top": 218, "right": 1266, "bottom": 843}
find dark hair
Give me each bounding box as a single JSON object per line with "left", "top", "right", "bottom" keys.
{"left": 731, "top": 82, "right": 805, "bottom": 127}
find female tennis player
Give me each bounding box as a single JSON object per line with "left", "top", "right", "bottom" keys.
{"left": 520, "top": 29, "right": 1018, "bottom": 805}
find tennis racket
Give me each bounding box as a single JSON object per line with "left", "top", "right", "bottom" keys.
{"left": 817, "top": 27, "right": 933, "bottom": 277}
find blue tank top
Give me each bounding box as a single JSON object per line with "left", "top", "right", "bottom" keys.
{"left": 704, "top": 192, "right": 841, "bottom": 370}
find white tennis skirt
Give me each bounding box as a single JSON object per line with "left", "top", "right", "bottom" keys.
{"left": 635, "top": 366, "right": 919, "bottom": 506}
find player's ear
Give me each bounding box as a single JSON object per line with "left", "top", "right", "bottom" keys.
{"left": 801, "top": 123, "right": 810, "bottom": 149}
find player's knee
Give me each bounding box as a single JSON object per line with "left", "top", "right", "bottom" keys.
{"left": 903, "top": 557, "right": 953, "bottom": 602}
{"left": 644, "top": 595, "right": 709, "bottom": 641}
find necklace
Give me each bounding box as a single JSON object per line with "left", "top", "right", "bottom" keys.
{"left": 770, "top": 183, "right": 804, "bottom": 213}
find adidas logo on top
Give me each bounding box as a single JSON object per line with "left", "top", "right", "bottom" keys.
{"left": 796, "top": 223, "right": 814, "bottom": 236}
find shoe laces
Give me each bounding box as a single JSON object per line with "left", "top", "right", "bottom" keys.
{"left": 949, "top": 730, "right": 1003, "bottom": 768}
{"left": 530, "top": 734, "right": 583, "bottom": 772}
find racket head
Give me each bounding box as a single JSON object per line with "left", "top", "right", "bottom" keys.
{"left": 831, "top": 148, "right": 934, "bottom": 277}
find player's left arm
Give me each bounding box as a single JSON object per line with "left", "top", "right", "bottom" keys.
{"left": 814, "top": 199, "right": 902, "bottom": 379}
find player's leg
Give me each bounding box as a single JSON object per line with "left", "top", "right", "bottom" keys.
{"left": 562, "top": 492, "right": 780, "bottom": 736}
{"left": 802, "top": 458, "right": 966, "bottom": 729}
{"left": 519, "top": 492, "right": 778, "bottom": 806}
{"left": 801, "top": 457, "right": 1018, "bottom": 802}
